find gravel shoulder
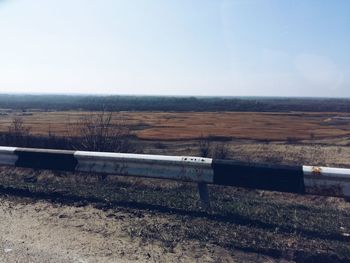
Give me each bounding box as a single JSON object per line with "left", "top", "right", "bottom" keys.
{"left": 0, "top": 195, "right": 274, "bottom": 263}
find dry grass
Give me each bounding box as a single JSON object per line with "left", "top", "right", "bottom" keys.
{"left": 0, "top": 110, "right": 350, "bottom": 261}
{"left": 0, "top": 167, "right": 349, "bottom": 262}
{"left": 0, "top": 111, "right": 350, "bottom": 142}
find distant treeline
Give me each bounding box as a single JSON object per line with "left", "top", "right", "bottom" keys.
{"left": 1, "top": 94, "right": 350, "bottom": 112}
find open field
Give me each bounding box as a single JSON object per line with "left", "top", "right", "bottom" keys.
{"left": 1, "top": 110, "right": 350, "bottom": 142}
{"left": 0, "top": 108, "right": 350, "bottom": 262}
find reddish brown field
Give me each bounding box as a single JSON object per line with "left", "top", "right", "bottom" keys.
{"left": 0, "top": 111, "right": 350, "bottom": 141}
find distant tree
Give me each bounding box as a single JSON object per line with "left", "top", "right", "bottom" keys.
{"left": 7, "top": 117, "right": 31, "bottom": 146}
{"left": 198, "top": 136, "right": 230, "bottom": 159}
{"left": 69, "top": 110, "right": 134, "bottom": 153}
{"left": 198, "top": 135, "right": 211, "bottom": 157}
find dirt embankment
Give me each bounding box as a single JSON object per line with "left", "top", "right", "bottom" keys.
{"left": 0, "top": 195, "right": 273, "bottom": 263}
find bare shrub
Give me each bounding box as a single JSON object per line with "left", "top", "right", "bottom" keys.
{"left": 69, "top": 111, "right": 135, "bottom": 153}
{"left": 7, "top": 117, "right": 31, "bottom": 146}
{"left": 198, "top": 135, "right": 211, "bottom": 157}
{"left": 198, "top": 136, "right": 230, "bottom": 159}
{"left": 8, "top": 116, "right": 31, "bottom": 136}
{"left": 212, "top": 142, "right": 230, "bottom": 159}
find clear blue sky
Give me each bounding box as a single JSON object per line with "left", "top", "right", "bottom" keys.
{"left": 0, "top": 0, "right": 349, "bottom": 97}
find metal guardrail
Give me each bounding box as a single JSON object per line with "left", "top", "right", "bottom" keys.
{"left": 0, "top": 146, "right": 349, "bottom": 208}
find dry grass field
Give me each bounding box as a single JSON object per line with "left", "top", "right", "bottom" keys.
{"left": 0, "top": 110, "right": 350, "bottom": 142}
{"left": 0, "top": 109, "right": 350, "bottom": 262}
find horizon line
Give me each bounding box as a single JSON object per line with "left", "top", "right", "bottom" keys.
{"left": 0, "top": 92, "right": 349, "bottom": 100}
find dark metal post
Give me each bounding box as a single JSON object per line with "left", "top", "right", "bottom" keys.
{"left": 198, "top": 182, "right": 211, "bottom": 210}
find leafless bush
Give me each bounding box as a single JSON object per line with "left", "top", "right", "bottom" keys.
{"left": 8, "top": 117, "right": 31, "bottom": 135}
{"left": 68, "top": 111, "right": 135, "bottom": 153}
{"left": 6, "top": 117, "right": 31, "bottom": 146}
{"left": 198, "top": 135, "right": 211, "bottom": 157}
{"left": 198, "top": 136, "right": 230, "bottom": 159}
{"left": 212, "top": 142, "right": 230, "bottom": 159}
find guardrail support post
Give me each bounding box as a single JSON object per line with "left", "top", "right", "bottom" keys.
{"left": 197, "top": 182, "right": 211, "bottom": 210}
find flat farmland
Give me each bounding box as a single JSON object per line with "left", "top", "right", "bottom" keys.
{"left": 0, "top": 110, "right": 350, "bottom": 142}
